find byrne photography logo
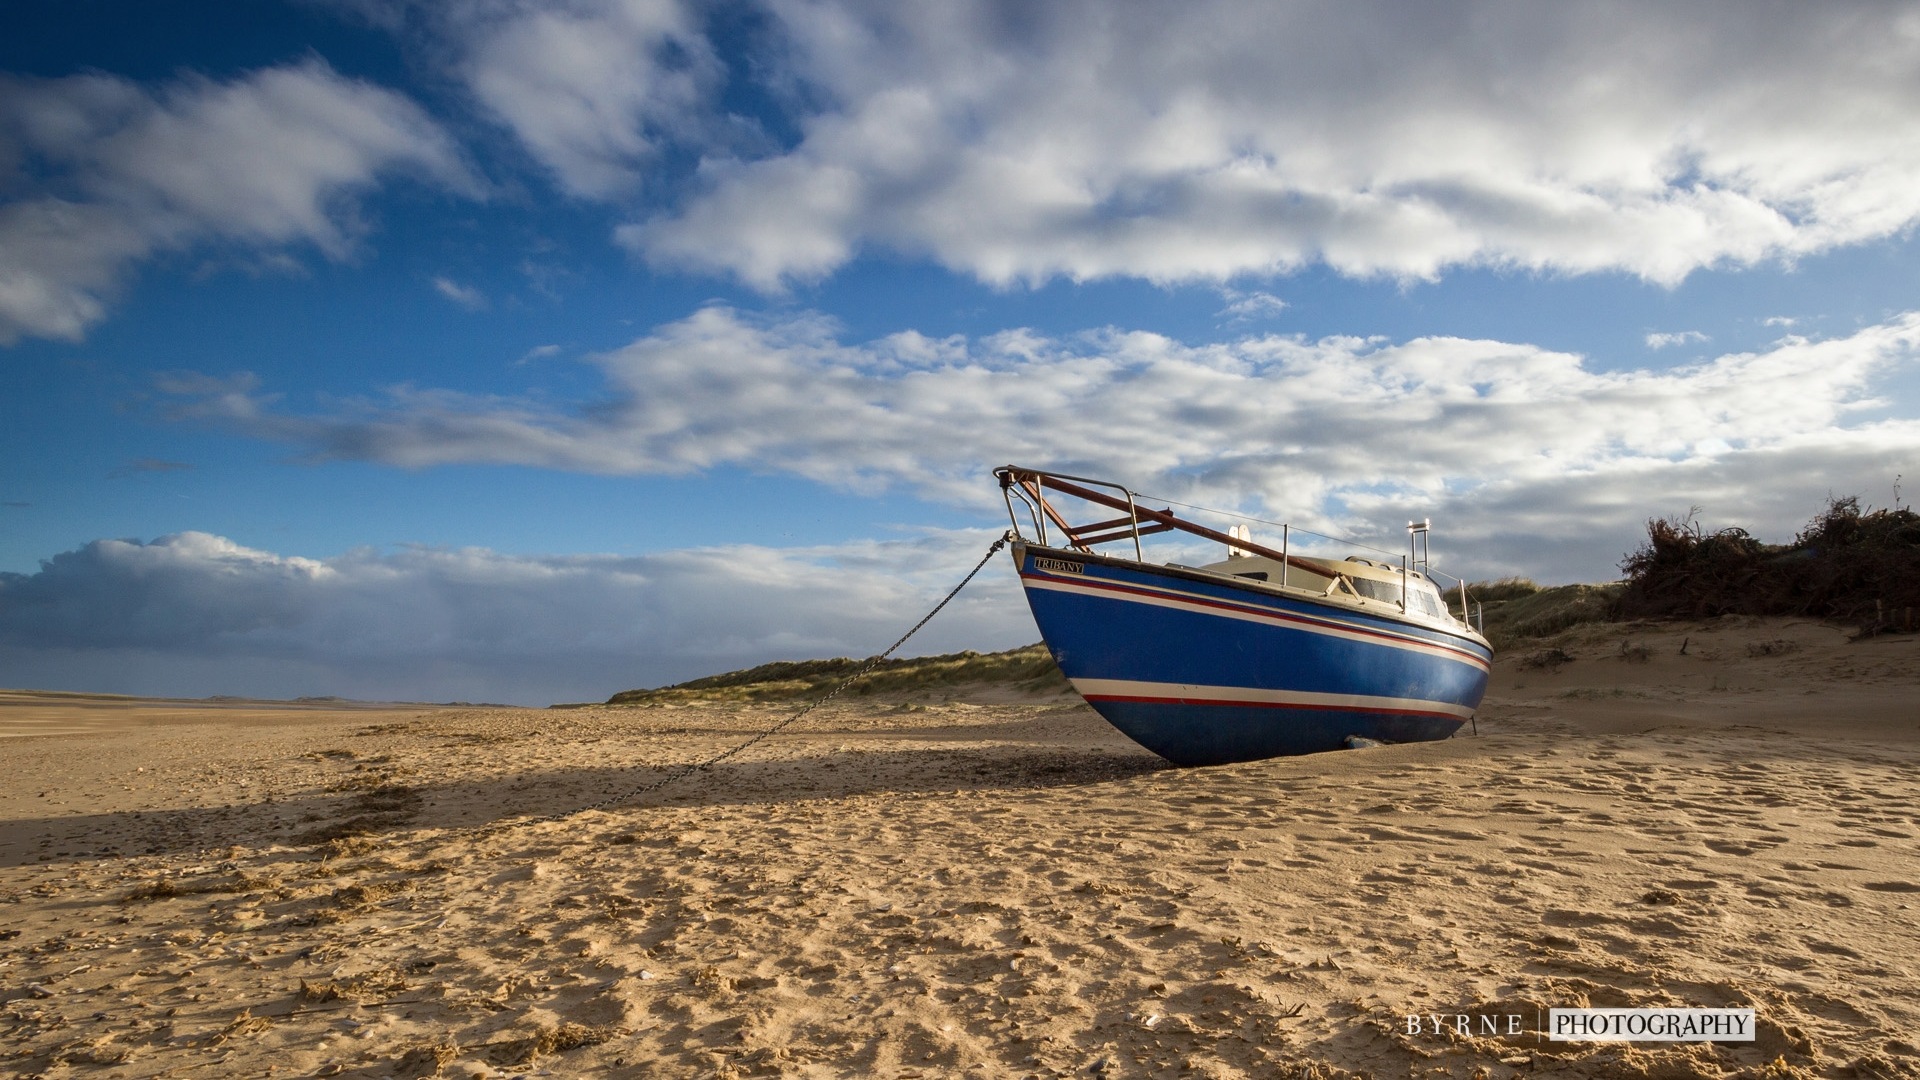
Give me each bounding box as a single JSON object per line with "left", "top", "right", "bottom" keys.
{"left": 1405, "top": 1008, "right": 1757, "bottom": 1043}
{"left": 1406, "top": 1014, "right": 1527, "bottom": 1037}
{"left": 1547, "top": 1008, "right": 1755, "bottom": 1042}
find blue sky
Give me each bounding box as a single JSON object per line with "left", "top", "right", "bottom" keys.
{"left": 4, "top": 1, "right": 1919, "bottom": 703}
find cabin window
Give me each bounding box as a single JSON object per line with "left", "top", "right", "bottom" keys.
{"left": 1348, "top": 577, "right": 1403, "bottom": 604}
{"left": 1235, "top": 571, "right": 1270, "bottom": 581}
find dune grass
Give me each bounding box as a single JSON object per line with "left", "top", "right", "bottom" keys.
{"left": 603, "top": 644, "right": 1070, "bottom": 705}
{"left": 1466, "top": 580, "right": 1626, "bottom": 649}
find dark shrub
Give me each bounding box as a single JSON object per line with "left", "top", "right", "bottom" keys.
{"left": 1616, "top": 497, "right": 1920, "bottom": 629}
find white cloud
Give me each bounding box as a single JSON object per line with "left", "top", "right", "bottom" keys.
{"left": 0, "top": 60, "right": 479, "bottom": 343}
{"left": 1216, "top": 289, "right": 1289, "bottom": 324}
{"left": 439, "top": 0, "right": 728, "bottom": 199}
{"left": 432, "top": 276, "right": 488, "bottom": 310}
{"left": 160, "top": 306, "right": 1920, "bottom": 584}
{"left": 0, "top": 528, "right": 1031, "bottom": 704}
{"left": 1645, "top": 330, "right": 1708, "bottom": 349}
{"left": 603, "top": 1, "right": 1920, "bottom": 289}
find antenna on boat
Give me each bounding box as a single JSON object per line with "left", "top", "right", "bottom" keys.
{"left": 1404, "top": 519, "right": 1431, "bottom": 615}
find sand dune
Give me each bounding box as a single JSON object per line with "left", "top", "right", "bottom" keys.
{"left": 3, "top": 617, "right": 1918, "bottom": 1078}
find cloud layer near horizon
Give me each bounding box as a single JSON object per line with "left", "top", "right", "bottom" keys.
{"left": 0, "top": 529, "right": 1029, "bottom": 704}
{"left": 162, "top": 306, "right": 1920, "bottom": 573}
{"left": 23, "top": 303, "right": 1920, "bottom": 702}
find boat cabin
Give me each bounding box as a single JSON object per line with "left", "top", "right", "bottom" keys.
{"left": 1196, "top": 553, "right": 1459, "bottom": 624}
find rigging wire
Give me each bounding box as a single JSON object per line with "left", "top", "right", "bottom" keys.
{"left": 167, "top": 532, "right": 1018, "bottom": 858}
{"left": 1130, "top": 490, "right": 1404, "bottom": 559}
{"left": 1129, "top": 489, "right": 1472, "bottom": 587}
{"left": 473, "top": 530, "right": 1017, "bottom": 837}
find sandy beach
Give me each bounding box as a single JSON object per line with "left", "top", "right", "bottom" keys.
{"left": 4, "top": 617, "right": 1919, "bottom": 1079}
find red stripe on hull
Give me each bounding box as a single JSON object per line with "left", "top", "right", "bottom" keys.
{"left": 1022, "top": 569, "right": 1490, "bottom": 671}
{"left": 1082, "top": 693, "right": 1465, "bottom": 720}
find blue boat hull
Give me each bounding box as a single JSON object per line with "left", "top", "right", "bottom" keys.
{"left": 1014, "top": 542, "right": 1491, "bottom": 765}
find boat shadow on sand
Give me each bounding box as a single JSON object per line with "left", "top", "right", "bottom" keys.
{"left": 0, "top": 742, "right": 1169, "bottom": 867}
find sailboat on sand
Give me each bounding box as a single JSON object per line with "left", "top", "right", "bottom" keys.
{"left": 997, "top": 465, "right": 1492, "bottom": 766}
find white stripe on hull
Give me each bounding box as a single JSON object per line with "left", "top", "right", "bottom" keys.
{"left": 1022, "top": 571, "right": 1489, "bottom": 673}
{"left": 1071, "top": 678, "right": 1477, "bottom": 720}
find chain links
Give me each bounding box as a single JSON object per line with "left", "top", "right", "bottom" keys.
{"left": 472, "top": 530, "right": 1015, "bottom": 839}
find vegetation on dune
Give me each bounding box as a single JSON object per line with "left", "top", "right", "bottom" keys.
{"left": 1616, "top": 496, "right": 1920, "bottom": 630}
{"left": 1468, "top": 493, "right": 1920, "bottom": 645}
{"left": 1463, "top": 579, "right": 1623, "bottom": 649}
{"left": 604, "top": 643, "right": 1070, "bottom": 705}
{"left": 1461, "top": 577, "right": 1546, "bottom": 605}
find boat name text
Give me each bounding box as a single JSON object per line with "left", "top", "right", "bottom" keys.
{"left": 1033, "top": 557, "right": 1086, "bottom": 575}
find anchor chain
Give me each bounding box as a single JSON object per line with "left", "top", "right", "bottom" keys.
{"left": 476, "top": 530, "right": 1016, "bottom": 837}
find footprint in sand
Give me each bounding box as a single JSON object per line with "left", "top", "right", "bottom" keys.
{"left": 1705, "top": 839, "right": 1772, "bottom": 856}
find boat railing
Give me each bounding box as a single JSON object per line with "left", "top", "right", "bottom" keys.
{"left": 997, "top": 466, "right": 1165, "bottom": 560}
{"left": 999, "top": 464, "right": 1342, "bottom": 589}
{"left": 996, "top": 464, "right": 1486, "bottom": 632}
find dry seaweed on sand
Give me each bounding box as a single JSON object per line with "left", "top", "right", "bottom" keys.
{"left": 486, "top": 1023, "right": 623, "bottom": 1066}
